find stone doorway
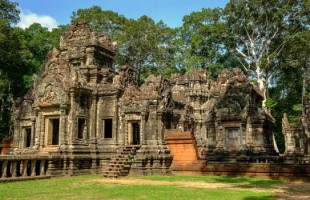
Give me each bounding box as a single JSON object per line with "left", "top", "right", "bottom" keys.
{"left": 47, "top": 118, "right": 60, "bottom": 145}
{"left": 226, "top": 127, "right": 240, "bottom": 151}
{"left": 128, "top": 122, "right": 140, "bottom": 145}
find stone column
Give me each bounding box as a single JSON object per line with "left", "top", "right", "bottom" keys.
{"left": 69, "top": 89, "right": 76, "bottom": 145}
{"left": 12, "top": 121, "right": 19, "bottom": 149}
{"left": 95, "top": 99, "right": 102, "bottom": 139}
{"left": 113, "top": 97, "right": 118, "bottom": 144}
{"left": 89, "top": 95, "right": 97, "bottom": 141}
{"left": 40, "top": 114, "right": 45, "bottom": 148}
{"left": 31, "top": 160, "right": 36, "bottom": 177}
{"left": 40, "top": 160, "right": 45, "bottom": 176}
{"left": 241, "top": 123, "right": 246, "bottom": 147}
{"left": 68, "top": 159, "right": 75, "bottom": 176}
{"left": 141, "top": 112, "right": 146, "bottom": 144}
{"left": 60, "top": 107, "right": 67, "bottom": 147}
{"left": 62, "top": 156, "right": 68, "bottom": 176}
{"left": 46, "top": 160, "right": 53, "bottom": 176}
{"left": 31, "top": 118, "right": 36, "bottom": 147}
{"left": 157, "top": 112, "right": 163, "bottom": 144}
{"left": 22, "top": 160, "right": 28, "bottom": 177}
{"left": 1, "top": 161, "right": 8, "bottom": 178}
{"left": 124, "top": 121, "right": 128, "bottom": 145}
{"left": 34, "top": 108, "right": 41, "bottom": 148}
{"left": 11, "top": 161, "right": 17, "bottom": 178}
{"left": 215, "top": 120, "right": 224, "bottom": 150}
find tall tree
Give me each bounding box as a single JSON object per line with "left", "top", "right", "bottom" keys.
{"left": 224, "top": 0, "right": 299, "bottom": 106}
{"left": 71, "top": 6, "right": 126, "bottom": 40}
{"left": 71, "top": 7, "right": 176, "bottom": 78}
{"left": 0, "top": 0, "right": 21, "bottom": 137}
{"left": 116, "top": 16, "right": 174, "bottom": 77}
{"left": 178, "top": 8, "right": 235, "bottom": 76}
{"left": 21, "top": 23, "right": 66, "bottom": 88}
{"left": 0, "top": 0, "right": 19, "bottom": 23}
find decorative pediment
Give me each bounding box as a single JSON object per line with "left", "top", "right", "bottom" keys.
{"left": 217, "top": 95, "right": 246, "bottom": 116}
{"left": 35, "top": 77, "right": 69, "bottom": 106}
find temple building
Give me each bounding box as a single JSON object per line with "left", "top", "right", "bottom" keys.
{"left": 2, "top": 23, "right": 282, "bottom": 179}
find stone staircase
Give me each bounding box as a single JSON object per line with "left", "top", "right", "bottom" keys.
{"left": 102, "top": 145, "right": 140, "bottom": 178}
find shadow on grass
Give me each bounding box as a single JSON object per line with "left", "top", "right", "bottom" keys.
{"left": 211, "top": 176, "right": 282, "bottom": 185}
{"left": 243, "top": 196, "right": 275, "bottom": 200}
{"left": 139, "top": 175, "right": 282, "bottom": 186}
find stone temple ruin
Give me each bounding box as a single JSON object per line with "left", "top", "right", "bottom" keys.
{"left": 1, "top": 23, "right": 310, "bottom": 180}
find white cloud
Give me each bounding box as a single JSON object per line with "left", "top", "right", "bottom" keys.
{"left": 17, "top": 10, "right": 58, "bottom": 31}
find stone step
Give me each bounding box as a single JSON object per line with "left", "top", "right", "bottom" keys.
{"left": 102, "top": 145, "right": 140, "bottom": 178}
{"left": 103, "top": 174, "right": 118, "bottom": 178}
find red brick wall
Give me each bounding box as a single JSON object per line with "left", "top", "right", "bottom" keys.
{"left": 166, "top": 131, "right": 206, "bottom": 170}
{"left": 1, "top": 137, "right": 13, "bottom": 155}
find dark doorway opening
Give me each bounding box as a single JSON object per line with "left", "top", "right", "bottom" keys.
{"left": 132, "top": 123, "right": 140, "bottom": 145}
{"left": 104, "top": 119, "right": 113, "bottom": 138}
{"left": 25, "top": 127, "right": 31, "bottom": 147}
{"left": 50, "top": 118, "right": 59, "bottom": 145}
{"left": 77, "top": 118, "right": 86, "bottom": 139}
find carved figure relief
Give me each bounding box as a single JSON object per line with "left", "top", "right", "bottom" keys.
{"left": 42, "top": 84, "right": 57, "bottom": 103}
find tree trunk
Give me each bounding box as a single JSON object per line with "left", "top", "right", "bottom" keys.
{"left": 302, "top": 56, "right": 309, "bottom": 115}
{"left": 256, "top": 67, "right": 266, "bottom": 108}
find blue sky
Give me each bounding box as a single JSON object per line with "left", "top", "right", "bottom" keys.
{"left": 14, "top": 0, "right": 229, "bottom": 30}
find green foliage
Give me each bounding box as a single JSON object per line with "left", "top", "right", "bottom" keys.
{"left": 178, "top": 8, "right": 235, "bottom": 77}
{"left": 0, "top": 1, "right": 23, "bottom": 138}
{"left": 0, "top": 0, "right": 19, "bottom": 23}
{"left": 265, "top": 98, "right": 278, "bottom": 109}
{"left": 72, "top": 7, "right": 179, "bottom": 77}
{"left": 0, "top": 1, "right": 65, "bottom": 139}
{"left": 71, "top": 6, "right": 126, "bottom": 40}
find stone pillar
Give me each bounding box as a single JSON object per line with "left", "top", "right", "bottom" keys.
{"left": 68, "top": 159, "right": 75, "bottom": 176}
{"left": 11, "top": 161, "right": 17, "bottom": 178}
{"left": 46, "top": 160, "right": 53, "bottom": 176}
{"left": 124, "top": 121, "right": 128, "bottom": 145}
{"left": 31, "top": 160, "right": 36, "bottom": 177}
{"left": 31, "top": 118, "right": 36, "bottom": 147}
{"left": 40, "top": 114, "right": 45, "bottom": 148}
{"left": 89, "top": 95, "right": 97, "bottom": 140}
{"left": 113, "top": 97, "right": 118, "bottom": 144}
{"left": 69, "top": 89, "right": 76, "bottom": 144}
{"left": 91, "top": 158, "right": 97, "bottom": 173}
{"left": 241, "top": 123, "right": 247, "bottom": 147}
{"left": 215, "top": 120, "right": 223, "bottom": 150}
{"left": 127, "top": 122, "right": 132, "bottom": 145}
{"left": 12, "top": 121, "right": 19, "bottom": 149}
{"left": 157, "top": 113, "right": 163, "bottom": 144}
{"left": 40, "top": 160, "right": 45, "bottom": 176}
{"left": 60, "top": 107, "right": 67, "bottom": 147}
{"left": 22, "top": 160, "right": 28, "bottom": 177}
{"left": 63, "top": 156, "right": 68, "bottom": 176}
{"left": 95, "top": 99, "right": 102, "bottom": 140}
{"left": 1, "top": 161, "right": 8, "bottom": 178}
{"left": 34, "top": 107, "right": 40, "bottom": 148}
{"left": 141, "top": 112, "right": 146, "bottom": 144}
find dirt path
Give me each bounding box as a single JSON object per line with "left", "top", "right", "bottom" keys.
{"left": 94, "top": 178, "right": 310, "bottom": 199}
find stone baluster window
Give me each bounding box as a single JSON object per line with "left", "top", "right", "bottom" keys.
{"left": 77, "top": 118, "right": 86, "bottom": 139}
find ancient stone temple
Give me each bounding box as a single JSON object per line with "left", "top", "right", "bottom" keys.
{"left": 0, "top": 23, "right": 285, "bottom": 180}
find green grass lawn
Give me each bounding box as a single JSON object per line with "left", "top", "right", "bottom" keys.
{"left": 0, "top": 174, "right": 279, "bottom": 200}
